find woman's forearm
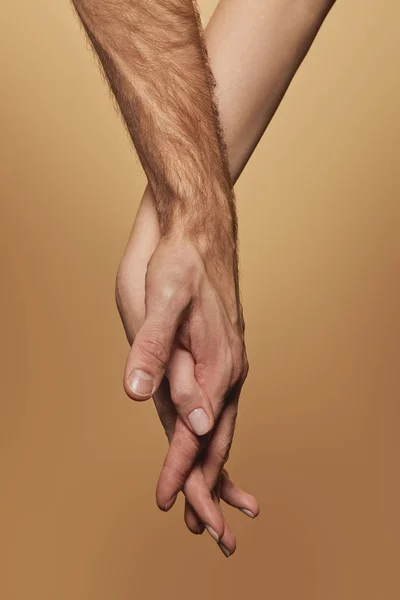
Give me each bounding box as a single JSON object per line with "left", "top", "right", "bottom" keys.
{"left": 134, "top": 0, "right": 335, "bottom": 234}
{"left": 207, "top": 0, "right": 336, "bottom": 181}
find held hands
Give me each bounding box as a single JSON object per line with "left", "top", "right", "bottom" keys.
{"left": 116, "top": 191, "right": 259, "bottom": 556}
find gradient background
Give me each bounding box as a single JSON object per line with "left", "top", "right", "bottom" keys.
{"left": 1, "top": 1, "right": 399, "bottom": 598}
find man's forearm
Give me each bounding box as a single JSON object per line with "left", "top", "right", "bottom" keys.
{"left": 72, "top": 0, "right": 236, "bottom": 255}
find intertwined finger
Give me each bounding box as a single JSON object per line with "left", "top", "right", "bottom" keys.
{"left": 202, "top": 393, "right": 240, "bottom": 491}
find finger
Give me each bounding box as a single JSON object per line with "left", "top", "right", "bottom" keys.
{"left": 152, "top": 377, "right": 177, "bottom": 443}
{"left": 212, "top": 480, "right": 236, "bottom": 557}
{"left": 185, "top": 474, "right": 236, "bottom": 557}
{"left": 220, "top": 470, "right": 260, "bottom": 519}
{"left": 155, "top": 417, "right": 202, "bottom": 511}
{"left": 183, "top": 467, "right": 225, "bottom": 542}
{"left": 184, "top": 496, "right": 205, "bottom": 535}
{"left": 217, "top": 518, "right": 236, "bottom": 558}
{"left": 184, "top": 469, "right": 259, "bottom": 537}
{"left": 167, "top": 348, "right": 214, "bottom": 436}
{"left": 123, "top": 269, "right": 191, "bottom": 401}
{"left": 202, "top": 395, "right": 239, "bottom": 491}
{"left": 183, "top": 465, "right": 222, "bottom": 536}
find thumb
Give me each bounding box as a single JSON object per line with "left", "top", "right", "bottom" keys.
{"left": 123, "top": 273, "right": 190, "bottom": 401}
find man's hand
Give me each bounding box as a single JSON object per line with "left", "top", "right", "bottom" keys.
{"left": 117, "top": 224, "right": 249, "bottom": 515}
{"left": 121, "top": 231, "right": 246, "bottom": 438}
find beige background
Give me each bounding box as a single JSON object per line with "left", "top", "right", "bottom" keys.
{"left": 1, "top": 1, "right": 399, "bottom": 598}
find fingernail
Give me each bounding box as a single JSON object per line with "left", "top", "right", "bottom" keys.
{"left": 165, "top": 494, "right": 177, "bottom": 511}
{"left": 240, "top": 508, "right": 256, "bottom": 519}
{"left": 129, "top": 370, "right": 154, "bottom": 397}
{"left": 218, "top": 543, "right": 231, "bottom": 558}
{"left": 205, "top": 525, "right": 219, "bottom": 542}
{"left": 188, "top": 408, "right": 210, "bottom": 436}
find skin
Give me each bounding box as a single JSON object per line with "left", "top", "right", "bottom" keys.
{"left": 116, "top": 0, "right": 337, "bottom": 556}
{"left": 72, "top": 0, "right": 244, "bottom": 450}
{"left": 73, "top": 0, "right": 251, "bottom": 549}
{"left": 72, "top": 0, "right": 336, "bottom": 556}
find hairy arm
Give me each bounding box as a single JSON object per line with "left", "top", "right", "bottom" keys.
{"left": 71, "top": 0, "right": 236, "bottom": 263}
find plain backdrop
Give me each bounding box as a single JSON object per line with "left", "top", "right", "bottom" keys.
{"left": 1, "top": 1, "right": 399, "bottom": 598}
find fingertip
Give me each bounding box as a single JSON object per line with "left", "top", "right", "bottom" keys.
{"left": 218, "top": 542, "right": 235, "bottom": 558}
{"left": 155, "top": 478, "right": 173, "bottom": 512}
{"left": 217, "top": 521, "right": 236, "bottom": 557}
{"left": 156, "top": 485, "right": 173, "bottom": 512}
{"left": 184, "top": 499, "right": 205, "bottom": 535}
{"left": 237, "top": 496, "right": 260, "bottom": 519}
{"left": 237, "top": 494, "right": 260, "bottom": 519}
{"left": 205, "top": 525, "right": 221, "bottom": 542}
{"left": 156, "top": 469, "right": 185, "bottom": 514}
{"left": 186, "top": 521, "right": 205, "bottom": 535}
{"left": 157, "top": 492, "right": 178, "bottom": 512}
{"left": 124, "top": 369, "right": 155, "bottom": 401}
{"left": 187, "top": 408, "right": 213, "bottom": 436}
{"left": 240, "top": 508, "right": 257, "bottom": 519}
{"left": 219, "top": 472, "right": 260, "bottom": 518}
{"left": 241, "top": 495, "right": 260, "bottom": 519}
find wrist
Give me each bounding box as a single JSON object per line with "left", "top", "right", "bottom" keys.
{"left": 165, "top": 213, "right": 236, "bottom": 269}
{"left": 156, "top": 185, "right": 237, "bottom": 256}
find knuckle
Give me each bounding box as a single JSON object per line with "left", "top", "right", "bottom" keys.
{"left": 139, "top": 336, "right": 169, "bottom": 370}
{"left": 145, "top": 258, "right": 191, "bottom": 310}
{"left": 173, "top": 386, "right": 196, "bottom": 409}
